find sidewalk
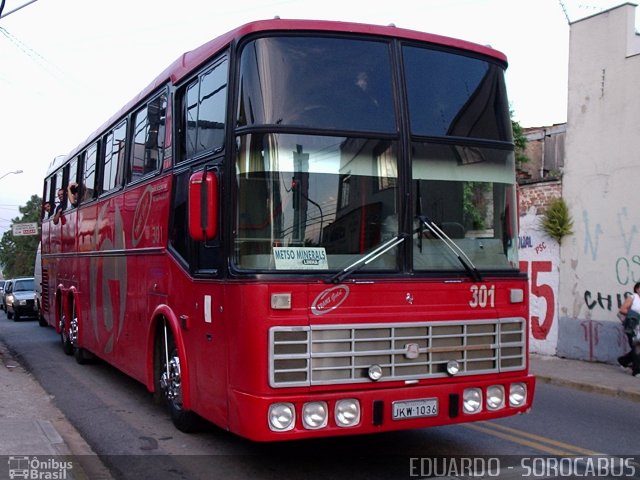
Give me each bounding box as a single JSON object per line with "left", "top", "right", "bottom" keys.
{"left": 0, "top": 344, "right": 639, "bottom": 479}
{"left": 529, "top": 352, "right": 640, "bottom": 402}
{"left": 0, "top": 341, "right": 113, "bottom": 480}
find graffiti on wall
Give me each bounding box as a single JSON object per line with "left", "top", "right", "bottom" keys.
{"left": 518, "top": 211, "right": 559, "bottom": 355}
{"left": 579, "top": 207, "right": 638, "bottom": 315}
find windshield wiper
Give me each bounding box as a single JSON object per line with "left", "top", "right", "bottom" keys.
{"left": 416, "top": 215, "right": 482, "bottom": 282}
{"left": 326, "top": 234, "right": 407, "bottom": 284}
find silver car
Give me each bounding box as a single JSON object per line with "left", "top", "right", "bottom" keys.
{"left": 5, "top": 277, "right": 37, "bottom": 321}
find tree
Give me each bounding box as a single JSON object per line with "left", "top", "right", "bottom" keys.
{"left": 512, "top": 117, "right": 529, "bottom": 168}
{"left": 0, "top": 195, "right": 41, "bottom": 278}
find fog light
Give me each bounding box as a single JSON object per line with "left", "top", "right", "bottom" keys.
{"left": 446, "top": 360, "right": 460, "bottom": 376}
{"left": 463, "top": 388, "right": 482, "bottom": 414}
{"left": 335, "top": 399, "right": 361, "bottom": 427}
{"left": 509, "top": 383, "right": 527, "bottom": 407}
{"left": 486, "top": 385, "right": 505, "bottom": 410}
{"left": 368, "top": 364, "right": 383, "bottom": 381}
{"left": 268, "top": 403, "right": 295, "bottom": 432}
{"left": 302, "top": 401, "right": 328, "bottom": 429}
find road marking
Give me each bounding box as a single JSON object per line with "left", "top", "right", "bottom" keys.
{"left": 463, "top": 421, "right": 602, "bottom": 456}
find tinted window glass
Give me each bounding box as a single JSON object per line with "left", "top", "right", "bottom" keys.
{"left": 131, "top": 93, "right": 167, "bottom": 181}
{"left": 198, "top": 62, "right": 227, "bottom": 152}
{"left": 67, "top": 158, "right": 79, "bottom": 208}
{"left": 102, "top": 121, "right": 127, "bottom": 193}
{"left": 238, "top": 37, "right": 395, "bottom": 133}
{"left": 185, "top": 82, "right": 198, "bottom": 159}
{"left": 183, "top": 57, "right": 228, "bottom": 161}
{"left": 82, "top": 143, "right": 98, "bottom": 202}
{"left": 403, "top": 46, "right": 511, "bottom": 140}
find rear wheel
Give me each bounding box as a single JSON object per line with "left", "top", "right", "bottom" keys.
{"left": 73, "top": 313, "right": 94, "bottom": 365}
{"left": 156, "top": 321, "right": 199, "bottom": 432}
{"left": 59, "top": 306, "right": 74, "bottom": 355}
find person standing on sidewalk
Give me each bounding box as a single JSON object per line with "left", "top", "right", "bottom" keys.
{"left": 618, "top": 281, "right": 640, "bottom": 377}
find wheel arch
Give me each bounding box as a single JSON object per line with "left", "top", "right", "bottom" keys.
{"left": 145, "top": 304, "right": 192, "bottom": 411}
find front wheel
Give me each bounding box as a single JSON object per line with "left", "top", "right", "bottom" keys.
{"left": 157, "top": 322, "right": 200, "bottom": 432}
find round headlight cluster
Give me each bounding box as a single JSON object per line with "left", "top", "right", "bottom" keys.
{"left": 302, "top": 402, "right": 328, "bottom": 429}
{"left": 335, "top": 399, "right": 360, "bottom": 427}
{"left": 462, "top": 388, "right": 483, "bottom": 414}
{"left": 486, "top": 385, "right": 505, "bottom": 410}
{"left": 269, "top": 399, "right": 361, "bottom": 432}
{"left": 509, "top": 383, "right": 527, "bottom": 407}
{"left": 463, "top": 383, "right": 527, "bottom": 415}
{"left": 268, "top": 403, "right": 295, "bottom": 432}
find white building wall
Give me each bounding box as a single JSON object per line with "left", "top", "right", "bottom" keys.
{"left": 559, "top": 3, "right": 640, "bottom": 362}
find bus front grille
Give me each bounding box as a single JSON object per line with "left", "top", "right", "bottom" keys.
{"left": 269, "top": 319, "right": 526, "bottom": 387}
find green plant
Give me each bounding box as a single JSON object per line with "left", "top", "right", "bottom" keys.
{"left": 540, "top": 197, "right": 573, "bottom": 244}
{"left": 511, "top": 116, "right": 529, "bottom": 168}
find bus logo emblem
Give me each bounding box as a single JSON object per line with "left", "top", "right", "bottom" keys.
{"left": 405, "top": 343, "right": 420, "bottom": 359}
{"left": 311, "top": 285, "right": 349, "bottom": 315}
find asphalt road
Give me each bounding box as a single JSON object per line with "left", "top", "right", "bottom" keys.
{"left": 1, "top": 311, "right": 639, "bottom": 480}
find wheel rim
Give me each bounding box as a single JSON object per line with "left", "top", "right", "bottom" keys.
{"left": 160, "top": 352, "right": 184, "bottom": 410}
{"left": 59, "top": 314, "right": 67, "bottom": 342}
{"left": 70, "top": 305, "right": 78, "bottom": 345}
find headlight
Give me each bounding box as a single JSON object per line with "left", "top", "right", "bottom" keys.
{"left": 268, "top": 403, "right": 295, "bottom": 432}
{"left": 463, "top": 388, "right": 483, "bottom": 414}
{"left": 368, "top": 364, "right": 383, "bottom": 381}
{"left": 302, "top": 401, "right": 328, "bottom": 429}
{"left": 335, "top": 399, "right": 360, "bottom": 427}
{"left": 509, "top": 383, "right": 527, "bottom": 407}
{"left": 486, "top": 385, "right": 505, "bottom": 410}
{"left": 18, "top": 300, "right": 27, "bottom": 306}
{"left": 446, "top": 360, "right": 460, "bottom": 376}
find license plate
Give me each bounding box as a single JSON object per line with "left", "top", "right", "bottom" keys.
{"left": 392, "top": 398, "right": 438, "bottom": 420}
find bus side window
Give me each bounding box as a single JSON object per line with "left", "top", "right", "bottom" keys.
{"left": 42, "top": 177, "right": 53, "bottom": 219}
{"left": 130, "top": 92, "right": 166, "bottom": 183}
{"left": 101, "top": 120, "right": 127, "bottom": 194}
{"left": 179, "top": 55, "right": 228, "bottom": 163}
{"left": 82, "top": 143, "right": 98, "bottom": 202}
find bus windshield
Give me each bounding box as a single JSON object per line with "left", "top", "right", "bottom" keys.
{"left": 235, "top": 133, "right": 400, "bottom": 271}
{"left": 234, "top": 34, "right": 517, "bottom": 274}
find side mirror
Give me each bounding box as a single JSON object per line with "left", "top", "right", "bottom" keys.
{"left": 188, "top": 170, "right": 218, "bottom": 241}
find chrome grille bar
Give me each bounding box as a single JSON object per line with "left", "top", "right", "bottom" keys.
{"left": 269, "top": 318, "right": 526, "bottom": 387}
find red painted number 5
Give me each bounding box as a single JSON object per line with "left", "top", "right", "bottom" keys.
{"left": 520, "top": 260, "right": 554, "bottom": 340}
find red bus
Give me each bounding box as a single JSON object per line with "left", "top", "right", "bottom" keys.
{"left": 40, "top": 19, "right": 534, "bottom": 441}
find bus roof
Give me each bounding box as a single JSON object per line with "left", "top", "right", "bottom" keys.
{"left": 46, "top": 18, "right": 507, "bottom": 176}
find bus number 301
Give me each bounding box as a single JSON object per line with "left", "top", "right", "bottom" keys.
{"left": 469, "top": 285, "right": 495, "bottom": 308}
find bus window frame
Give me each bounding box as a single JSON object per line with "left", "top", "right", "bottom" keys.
{"left": 99, "top": 119, "right": 128, "bottom": 198}
{"left": 127, "top": 90, "right": 168, "bottom": 186}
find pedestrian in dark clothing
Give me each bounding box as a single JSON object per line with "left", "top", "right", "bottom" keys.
{"left": 618, "top": 282, "right": 640, "bottom": 377}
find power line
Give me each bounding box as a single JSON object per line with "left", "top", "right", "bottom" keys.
{"left": 0, "top": 0, "right": 38, "bottom": 20}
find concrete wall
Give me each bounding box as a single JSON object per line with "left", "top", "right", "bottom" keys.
{"left": 519, "top": 181, "right": 561, "bottom": 356}
{"left": 558, "top": 3, "right": 640, "bottom": 362}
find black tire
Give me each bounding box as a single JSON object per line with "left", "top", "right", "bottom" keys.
{"left": 38, "top": 316, "right": 48, "bottom": 327}
{"left": 157, "top": 322, "right": 200, "bottom": 432}
{"left": 74, "top": 347, "right": 94, "bottom": 365}
{"left": 60, "top": 312, "right": 73, "bottom": 356}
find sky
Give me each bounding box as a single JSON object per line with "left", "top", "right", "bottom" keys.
{"left": 0, "top": 0, "right": 635, "bottom": 237}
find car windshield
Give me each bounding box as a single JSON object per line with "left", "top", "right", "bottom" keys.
{"left": 13, "top": 279, "right": 34, "bottom": 291}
